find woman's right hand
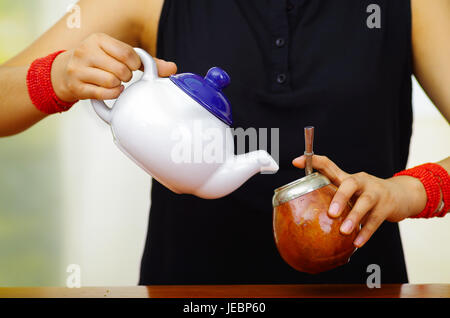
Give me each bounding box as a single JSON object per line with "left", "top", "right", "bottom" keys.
{"left": 51, "top": 33, "right": 177, "bottom": 103}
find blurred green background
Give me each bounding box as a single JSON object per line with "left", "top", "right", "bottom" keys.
{"left": 0, "top": 0, "right": 62, "bottom": 286}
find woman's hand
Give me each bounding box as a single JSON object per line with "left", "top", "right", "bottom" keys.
{"left": 292, "top": 155, "right": 427, "bottom": 248}
{"left": 51, "top": 33, "right": 177, "bottom": 102}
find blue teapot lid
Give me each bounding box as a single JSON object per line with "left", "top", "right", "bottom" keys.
{"left": 169, "top": 67, "right": 233, "bottom": 126}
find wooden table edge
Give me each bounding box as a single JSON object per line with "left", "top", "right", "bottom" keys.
{"left": 0, "top": 284, "right": 449, "bottom": 298}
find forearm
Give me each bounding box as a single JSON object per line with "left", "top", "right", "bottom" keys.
{"left": 437, "top": 157, "right": 450, "bottom": 172}
{"left": 0, "top": 65, "right": 47, "bottom": 137}
{"left": 412, "top": 0, "right": 450, "bottom": 121}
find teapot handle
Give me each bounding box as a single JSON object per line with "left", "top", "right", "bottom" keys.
{"left": 90, "top": 48, "right": 158, "bottom": 124}
{"left": 134, "top": 48, "right": 158, "bottom": 80}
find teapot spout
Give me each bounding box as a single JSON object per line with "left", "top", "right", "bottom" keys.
{"left": 194, "top": 150, "right": 279, "bottom": 199}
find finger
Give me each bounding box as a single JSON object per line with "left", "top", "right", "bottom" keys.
{"left": 328, "top": 175, "right": 360, "bottom": 218}
{"left": 340, "top": 191, "right": 378, "bottom": 235}
{"left": 135, "top": 58, "right": 177, "bottom": 76}
{"left": 99, "top": 35, "right": 141, "bottom": 71}
{"left": 353, "top": 210, "right": 385, "bottom": 247}
{"left": 100, "top": 46, "right": 176, "bottom": 78}
{"left": 360, "top": 212, "right": 371, "bottom": 226}
{"left": 154, "top": 58, "right": 177, "bottom": 77}
{"left": 89, "top": 50, "right": 133, "bottom": 82}
{"left": 292, "top": 155, "right": 349, "bottom": 186}
{"left": 78, "top": 83, "right": 124, "bottom": 100}
{"left": 98, "top": 34, "right": 177, "bottom": 77}
{"left": 78, "top": 67, "right": 122, "bottom": 88}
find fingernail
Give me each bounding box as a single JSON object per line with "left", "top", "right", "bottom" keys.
{"left": 119, "top": 85, "right": 125, "bottom": 92}
{"left": 354, "top": 236, "right": 364, "bottom": 247}
{"left": 328, "top": 202, "right": 340, "bottom": 216}
{"left": 340, "top": 219, "right": 353, "bottom": 234}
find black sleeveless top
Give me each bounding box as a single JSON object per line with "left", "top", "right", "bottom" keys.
{"left": 139, "top": 0, "right": 412, "bottom": 284}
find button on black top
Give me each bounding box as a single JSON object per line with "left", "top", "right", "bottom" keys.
{"left": 276, "top": 73, "right": 287, "bottom": 84}
{"left": 286, "top": 1, "right": 294, "bottom": 11}
{"left": 275, "top": 38, "right": 285, "bottom": 47}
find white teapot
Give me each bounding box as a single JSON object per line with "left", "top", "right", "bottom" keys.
{"left": 91, "top": 48, "right": 278, "bottom": 199}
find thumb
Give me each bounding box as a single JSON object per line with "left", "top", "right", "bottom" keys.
{"left": 139, "top": 58, "right": 178, "bottom": 77}
{"left": 155, "top": 58, "right": 177, "bottom": 77}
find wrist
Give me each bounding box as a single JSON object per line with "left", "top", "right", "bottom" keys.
{"left": 389, "top": 175, "right": 427, "bottom": 218}
{"left": 51, "top": 51, "right": 77, "bottom": 103}
{"left": 27, "top": 50, "right": 76, "bottom": 114}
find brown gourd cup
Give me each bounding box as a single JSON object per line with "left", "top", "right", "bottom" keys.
{"left": 272, "top": 172, "right": 359, "bottom": 274}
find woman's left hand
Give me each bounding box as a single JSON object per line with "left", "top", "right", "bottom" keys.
{"left": 292, "top": 155, "right": 427, "bottom": 248}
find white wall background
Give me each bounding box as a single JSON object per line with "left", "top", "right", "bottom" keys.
{"left": 59, "top": 97, "right": 151, "bottom": 286}
{"left": 39, "top": 1, "right": 450, "bottom": 286}
{"left": 400, "top": 80, "right": 450, "bottom": 284}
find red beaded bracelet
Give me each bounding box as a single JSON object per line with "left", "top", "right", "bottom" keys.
{"left": 422, "top": 163, "right": 450, "bottom": 217}
{"left": 394, "top": 163, "right": 449, "bottom": 218}
{"left": 26, "top": 50, "right": 77, "bottom": 114}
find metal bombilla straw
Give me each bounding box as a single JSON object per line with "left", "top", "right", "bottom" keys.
{"left": 304, "top": 126, "right": 314, "bottom": 176}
